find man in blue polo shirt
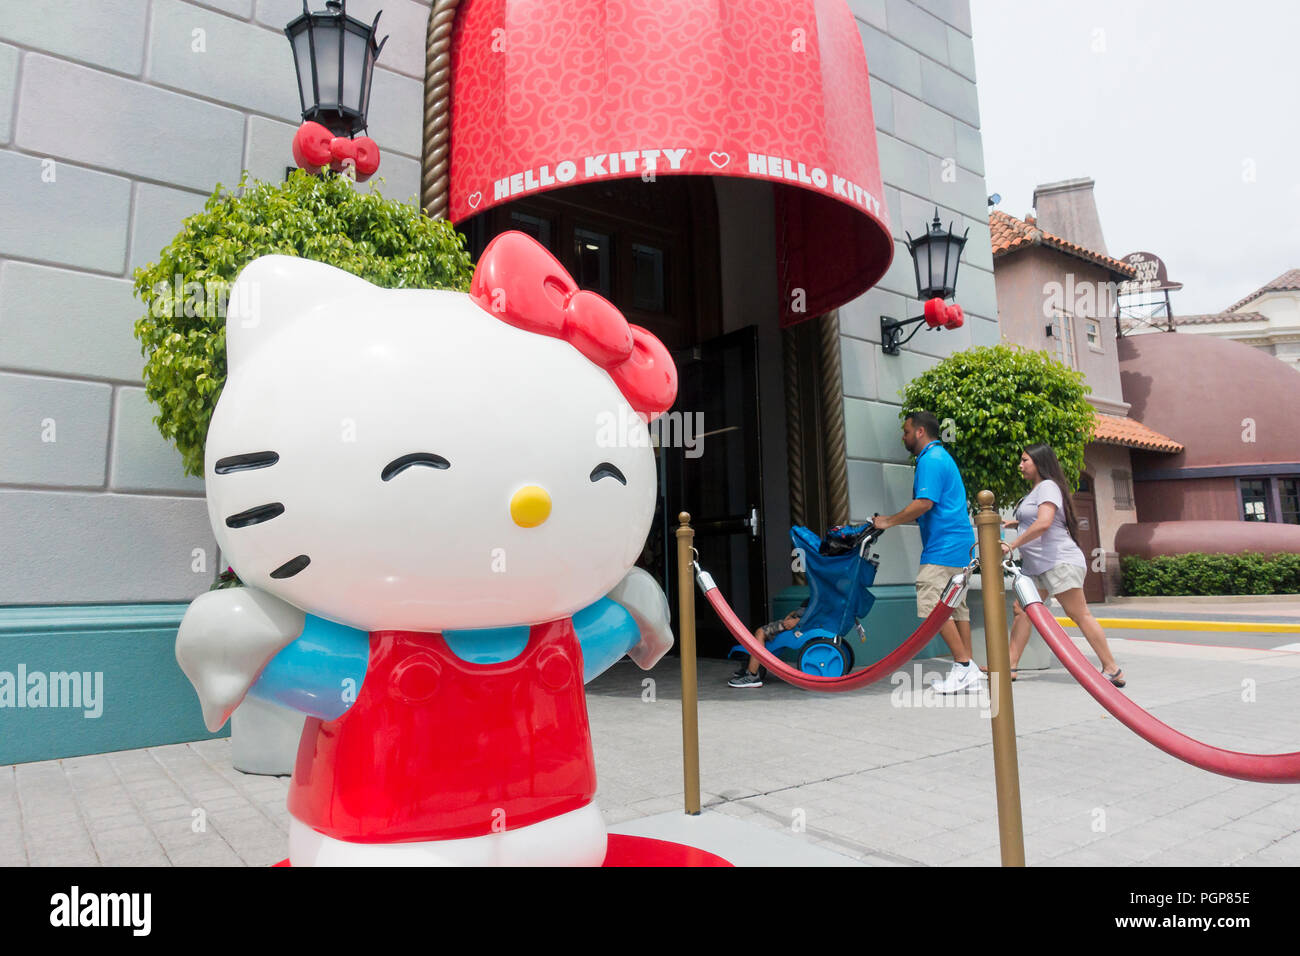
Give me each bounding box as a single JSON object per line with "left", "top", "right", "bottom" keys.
{"left": 873, "top": 410, "right": 981, "bottom": 693}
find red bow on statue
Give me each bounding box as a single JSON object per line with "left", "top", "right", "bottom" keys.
{"left": 292, "top": 121, "right": 381, "bottom": 181}
{"left": 469, "top": 232, "right": 679, "bottom": 422}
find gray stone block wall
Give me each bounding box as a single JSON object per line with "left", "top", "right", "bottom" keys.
{"left": 0, "top": 0, "right": 432, "bottom": 605}
{"left": 842, "top": 0, "right": 998, "bottom": 585}
{"left": 0, "top": 0, "right": 991, "bottom": 603}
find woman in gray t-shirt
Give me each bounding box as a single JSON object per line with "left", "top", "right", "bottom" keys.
{"left": 1000, "top": 444, "right": 1125, "bottom": 687}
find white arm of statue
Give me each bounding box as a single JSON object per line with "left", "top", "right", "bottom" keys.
{"left": 605, "top": 567, "right": 675, "bottom": 669}
{"left": 175, "top": 587, "right": 305, "bottom": 732}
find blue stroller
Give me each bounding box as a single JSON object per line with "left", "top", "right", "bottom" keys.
{"left": 730, "top": 523, "right": 884, "bottom": 677}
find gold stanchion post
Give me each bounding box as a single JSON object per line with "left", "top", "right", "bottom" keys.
{"left": 974, "top": 490, "right": 1026, "bottom": 866}
{"left": 675, "top": 512, "right": 702, "bottom": 815}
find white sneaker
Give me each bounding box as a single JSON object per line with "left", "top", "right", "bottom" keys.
{"left": 931, "top": 661, "right": 986, "bottom": 694}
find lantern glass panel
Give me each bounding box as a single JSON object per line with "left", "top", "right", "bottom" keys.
{"left": 944, "top": 239, "right": 964, "bottom": 290}
{"left": 342, "top": 29, "right": 367, "bottom": 113}
{"left": 292, "top": 30, "right": 314, "bottom": 111}
{"left": 314, "top": 23, "right": 342, "bottom": 108}
{"left": 928, "top": 246, "right": 947, "bottom": 297}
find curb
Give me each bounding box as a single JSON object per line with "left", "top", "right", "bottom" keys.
{"left": 1055, "top": 616, "right": 1300, "bottom": 634}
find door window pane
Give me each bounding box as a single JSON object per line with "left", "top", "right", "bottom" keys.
{"left": 573, "top": 228, "right": 612, "bottom": 298}
{"left": 1054, "top": 314, "right": 1077, "bottom": 368}
{"left": 1280, "top": 479, "right": 1300, "bottom": 524}
{"left": 1241, "top": 479, "right": 1270, "bottom": 521}
{"left": 631, "top": 243, "right": 666, "bottom": 313}
{"left": 509, "top": 211, "right": 553, "bottom": 250}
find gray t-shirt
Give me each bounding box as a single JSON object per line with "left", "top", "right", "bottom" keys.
{"left": 1014, "top": 479, "right": 1086, "bottom": 575}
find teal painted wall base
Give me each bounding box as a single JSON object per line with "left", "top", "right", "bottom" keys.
{"left": 0, "top": 604, "right": 225, "bottom": 765}
{"left": 772, "top": 585, "right": 953, "bottom": 666}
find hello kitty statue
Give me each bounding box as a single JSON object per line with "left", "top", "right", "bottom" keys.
{"left": 176, "top": 231, "right": 678, "bottom": 866}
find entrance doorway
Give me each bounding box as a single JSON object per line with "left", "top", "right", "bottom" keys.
{"left": 460, "top": 176, "right": 769, "bottom": 654}
{"left": 1073, "top": 474, "right": 1105, "bottom": 603}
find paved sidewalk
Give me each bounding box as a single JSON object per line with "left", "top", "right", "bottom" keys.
{"left": 3, "top": 633, "right": 1299, "bottom": 866}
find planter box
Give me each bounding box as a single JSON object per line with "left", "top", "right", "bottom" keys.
{"left": 966, "top": 576, "right": 1053, "bottom": 671}
{"left": 231, "top": 696, "right": 305, "bottom": 776}
{"left": 0, "top": 603, "right": 225, "bottom": 764}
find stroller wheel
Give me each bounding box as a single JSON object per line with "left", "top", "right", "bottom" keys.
{"left": 798, "top": 638, "right": 849, "bottom": 678}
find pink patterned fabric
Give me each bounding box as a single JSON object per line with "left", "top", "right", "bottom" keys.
{"left": 447, "top": 0, "right": 893, "bottom": 324}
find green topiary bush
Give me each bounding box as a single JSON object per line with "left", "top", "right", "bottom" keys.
{"left": 1121, "top": 552, "right": 1300, "bottom": 596}
{"left": 132, "top": 170, "right": 475, "bottom": 477}
{"left": 898, "top": 344, "right": 1094, "bottom": 509}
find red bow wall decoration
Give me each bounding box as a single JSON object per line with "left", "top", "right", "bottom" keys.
{"left": 292, "top": 121, "right": 381, "bottom": 181}
{"left": 923, "top": 297, "right": 965, "bottom": 330}
{"left": 469, "top": 231, "right": 679, "bottom": 422}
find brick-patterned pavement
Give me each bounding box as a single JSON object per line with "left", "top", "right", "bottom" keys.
{"left": 3, "top": 634, "right": 1299, "bottom": 866}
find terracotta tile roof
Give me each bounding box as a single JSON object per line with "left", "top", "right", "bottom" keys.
{"left": 1092, "top": 413, "right": 1183, "bottom": 453}
{"left": 990, "top": 209, "right": 1136, "bottom": 277}
{"left": 1120, "top": 311, "right": 1266, "bottom": 331}
{"left": 1224, "top": 268, "right": 1300, "bottom": 312}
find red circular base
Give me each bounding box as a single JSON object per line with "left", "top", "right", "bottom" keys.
{"left": 602, "top": 833, "right": 732, "bottom": 867}
{"left": 272, "top": 833, "right": 731, "bottom": 867}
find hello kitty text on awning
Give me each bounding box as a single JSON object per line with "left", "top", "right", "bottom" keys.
{"left": 447, "top": 0, "right": 895, "bottom": 325}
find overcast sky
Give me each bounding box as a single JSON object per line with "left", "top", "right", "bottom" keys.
{"left": 971, "top": 0, "right": 1300, "bottom": 314}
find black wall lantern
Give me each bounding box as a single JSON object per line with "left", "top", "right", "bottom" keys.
{"left": 286, "top": 0, "right": 386, "bottom": 137}
{"left": 880, "top": 209, "right": 970, "bottom": 355}
{"left": 286, "top": 1, "right": 387, "bottom": 181}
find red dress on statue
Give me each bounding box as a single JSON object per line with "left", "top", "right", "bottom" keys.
{"left": 286, "top": 619, "right": 597, "bottom": 843}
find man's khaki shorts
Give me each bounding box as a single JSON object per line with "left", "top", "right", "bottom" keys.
{"left": 916, "top": 563, "right": 969, "bottom": 622}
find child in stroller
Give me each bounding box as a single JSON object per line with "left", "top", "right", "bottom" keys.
{"left": 727, "top": 522, "right": 883, "bottom": 687}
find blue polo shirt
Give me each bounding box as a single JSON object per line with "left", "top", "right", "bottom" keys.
{"left": 912, "top": 440, "right": 975, "bottom": 567}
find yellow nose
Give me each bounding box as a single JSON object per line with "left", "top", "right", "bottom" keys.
{"left": 510, "top": 485, "right": 552, "bottom": 528}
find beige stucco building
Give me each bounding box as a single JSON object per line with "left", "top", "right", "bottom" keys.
{"left": 990, "top": 179, "right": 1181, "bottom": 599}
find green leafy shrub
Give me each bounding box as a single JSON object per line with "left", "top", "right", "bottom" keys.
{"left": 133, "top": 170, "right": 475, "bottom": 477}
{"left": 898, "top": 344, "right": 1094, "bottom": 508}
{"left": 1121, "top": 552, "right": 1300, "bottom": 596}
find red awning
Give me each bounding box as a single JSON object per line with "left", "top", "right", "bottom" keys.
{"left": 449, "top": 0, "right": 894, "bottom": 325}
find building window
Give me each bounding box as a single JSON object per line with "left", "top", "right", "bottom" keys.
{"left": 1113, "top": 470, "right": 1134, "bottom": 510}
{"left": 1085, "top": 319, "right": 1103, "bottom": 352}
{"left": 1240, "top": 479, "right": 1270, "bottom": 521}
{"left": 1280, "top": 478, "right": 1300, "bottom": 524}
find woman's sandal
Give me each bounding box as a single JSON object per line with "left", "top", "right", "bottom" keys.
{"left": 1103, "top": 668, "right": 1126, "bottom": 688}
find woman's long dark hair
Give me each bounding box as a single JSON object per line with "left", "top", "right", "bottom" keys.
{"left": 1017, "top": 443, "right": 1081, "bottom": 543}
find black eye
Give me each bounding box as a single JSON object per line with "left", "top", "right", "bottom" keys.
{"left": 590, "top": 462, "right": 626, "bottom": 485}
{"left": 382, "top": 453, "right": 451, "bottom": 481}
{"left": 214, "top": 451, "right": 279, "bottom": 474}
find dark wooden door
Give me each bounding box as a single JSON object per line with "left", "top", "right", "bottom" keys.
{"left": 660, "top": 328, "right": 767, "bottom": 657}
{"left": 1072, "top": 476, "right": 1105, "bottom": 603}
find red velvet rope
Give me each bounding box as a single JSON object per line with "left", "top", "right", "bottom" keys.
{"left": 702, "top": 586, "right": 954, "bottom": 692}
{"left": 1025, "top": 602, "right": 1300, "bottom": 783}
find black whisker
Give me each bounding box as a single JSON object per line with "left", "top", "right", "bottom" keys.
{"left": 214, "top": 451, "right": 280, "bottom": 474}
{"left": 590, "top": 462, "right": 627, "bottom": 485}
{"left": 225, "top": 503, "right": 285, "bottom": 528}
{"left": 270, "top": 555, "right": 311, "bottom": 579}
{"left": 382, "top": 453, "right": 451, "bottom": 482}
